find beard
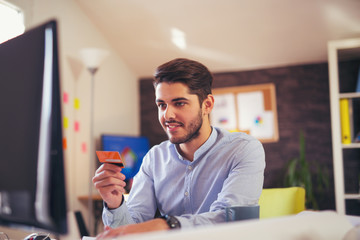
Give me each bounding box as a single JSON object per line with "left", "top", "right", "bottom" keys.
{"left": 164, "top": 110, "right": 203, "bottom": 144}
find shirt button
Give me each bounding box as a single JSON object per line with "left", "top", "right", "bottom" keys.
{"left": 188, "top": 166, "right": 192, "bottom": 170}
{"left": 185, "top": 191, "right": 189, "bottom": 196}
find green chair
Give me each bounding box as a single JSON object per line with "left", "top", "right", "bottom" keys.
{"left": 259, "top": 187, "right": 306, "bottom": 219}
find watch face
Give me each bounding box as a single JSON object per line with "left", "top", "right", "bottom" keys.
{"left": 162, "top": 215, "right": 181, "bottom": 229}
{"left": 168, "top": 215, "right": 181, "bottom": 229}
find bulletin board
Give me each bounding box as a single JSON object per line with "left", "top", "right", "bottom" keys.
{"left": 210, "top": 83, "right": 279, "bottom": 143}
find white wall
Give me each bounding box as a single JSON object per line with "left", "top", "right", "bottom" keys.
{"left": 5, "top": 0, "right": 140, "bottom": 236}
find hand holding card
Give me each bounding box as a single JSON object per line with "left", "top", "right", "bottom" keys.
{"left": 96, "top": 151, "right": 125, "bottom": 168}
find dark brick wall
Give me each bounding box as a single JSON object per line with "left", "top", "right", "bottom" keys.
{"left": 139, "top": 60, "right": 360, "bottom": 211}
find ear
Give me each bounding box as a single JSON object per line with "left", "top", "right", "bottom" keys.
{"left": 202, "top": 94, "right": 214, "bottom": 115}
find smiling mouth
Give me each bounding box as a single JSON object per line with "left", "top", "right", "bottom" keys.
{"left": 165, "top": 121, "right": 183, "bottom": 130}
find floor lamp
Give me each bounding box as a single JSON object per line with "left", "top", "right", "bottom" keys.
{"left": 80, "top": 47, "right": 109, "bottom": 236}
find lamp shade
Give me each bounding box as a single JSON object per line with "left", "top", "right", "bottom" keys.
{"left": 79, "top": 47, "right": 109, "bottom": 69}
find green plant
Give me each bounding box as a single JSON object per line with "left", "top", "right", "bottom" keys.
{"left": 284, "top": 131, "right": 329, "bottom": 209}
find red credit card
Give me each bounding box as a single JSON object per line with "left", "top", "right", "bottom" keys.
{"left": 96, "top": 151, "right": 125, "bottom": 167}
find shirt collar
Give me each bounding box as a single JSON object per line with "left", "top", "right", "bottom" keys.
{"left": 173, "top": 127, "right": 218, "bottom": 162}
{"left": 193, "top": 127, "right": 218, "bottom": 160}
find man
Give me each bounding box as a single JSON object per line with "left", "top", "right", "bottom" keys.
{"left": 93, "top": 58, "right": 265, "bottom": 238}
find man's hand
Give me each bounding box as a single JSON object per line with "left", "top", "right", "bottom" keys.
{"left": 92, "top": 163, "right": 126, "bottom": 209}
{"left": 96, "top": 218, "right": 169, "bottom": 239}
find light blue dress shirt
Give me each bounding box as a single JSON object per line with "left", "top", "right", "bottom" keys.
{"left": 103, "top": 127, "right": 265, "bottom": 229}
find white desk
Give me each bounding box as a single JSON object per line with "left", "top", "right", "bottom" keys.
{"left": 96, "top": 211, "right": 357, "bottom": 240}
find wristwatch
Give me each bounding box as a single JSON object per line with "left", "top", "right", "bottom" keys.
{"left": 160, "top": 215, "right": 181, "bottom": 229}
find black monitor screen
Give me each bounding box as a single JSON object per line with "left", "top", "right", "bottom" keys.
{"left": 0, "top": 20, "right": 67, "bottom": 234}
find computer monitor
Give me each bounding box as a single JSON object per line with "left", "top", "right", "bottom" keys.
{"left": 0, "top": 20, "right": 67, "bottom": 234}
{"left": 101, "top": 135, "right": 149, "bottom": 191}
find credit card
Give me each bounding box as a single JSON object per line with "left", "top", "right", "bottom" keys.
{"left": 96, "top": 151, "right": 125, "bottom": 167}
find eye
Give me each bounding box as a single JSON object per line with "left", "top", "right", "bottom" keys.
{"left": 157, "top": 103, "right": 166, "bottom": 109}
{"left": 175, "top": 102, "right": 185, "bottom": 107}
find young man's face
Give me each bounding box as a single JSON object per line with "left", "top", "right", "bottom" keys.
{"left": 155, "top": 82, "right": 204, "bottom": 144}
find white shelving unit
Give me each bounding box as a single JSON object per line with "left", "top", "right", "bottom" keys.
{"left": 328, "top": 38, "right": 360, "bottom": 214}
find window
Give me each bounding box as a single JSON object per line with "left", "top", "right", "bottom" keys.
{"left": 0, "top": 0, "right": 25, "bottom": 44}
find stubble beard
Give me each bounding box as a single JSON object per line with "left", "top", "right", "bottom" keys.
{"left": 165, "top": 110, "right": 203, "bottom": 145}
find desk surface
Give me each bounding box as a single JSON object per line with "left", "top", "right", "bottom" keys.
{"left": 78, "top": 194, "right": 129, "bottom": 202}
{"left": 90, "top": 211, "right": 355, "bottom": 240}
{"left": 78, "top": 194, "right": 103, "bottom": 202}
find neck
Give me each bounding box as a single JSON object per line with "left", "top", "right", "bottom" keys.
{"left": 176, "top": 124, "right": 212, "bottom": 161}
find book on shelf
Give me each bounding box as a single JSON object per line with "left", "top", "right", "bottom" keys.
{"left": 339, "top": 98, "right": 352, "bottom": 144}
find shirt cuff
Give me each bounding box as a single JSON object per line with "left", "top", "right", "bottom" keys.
{"left": 102, "top": 196, "right": 135, "bottom": 228}
{"left": 176, "top": 216, "right": 192, "bottom": 229}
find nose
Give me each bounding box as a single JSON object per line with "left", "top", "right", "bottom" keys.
{"left": 164, "top": 105, "right": 175, "bottom": 120}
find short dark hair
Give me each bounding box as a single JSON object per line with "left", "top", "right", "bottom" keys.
{"left": 153, "top": 58, "right": 213, "bottom": 104}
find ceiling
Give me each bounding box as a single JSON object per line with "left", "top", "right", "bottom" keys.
{"left": 75, "top": 0, "right": 360, "bottom": 78}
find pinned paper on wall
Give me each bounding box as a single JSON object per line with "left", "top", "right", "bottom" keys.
{"left": 74, "top": 98, "right": 80, "bottom": 110}
{"left": 74, "top": 121, "right": 80, "bottom": 132}
{"left": 63, "top": 117, "right": 69, "bottom": 129}
{"left": 63, "top": 92, "right": 69, "bottom": 104}
{"left": 237, "top": 91, "right": 264, "bottom": 131}
{"left": 211, "top": 83, "right": 279, "bottom": 143}
{"left": 249, "top": 111, "right": 274, "bottom": 139}
{"left": 211, "top": 93, "right": 237, "bottom": 131}
{"left": 81, "top": 142, "right": 87, "bottom": 153}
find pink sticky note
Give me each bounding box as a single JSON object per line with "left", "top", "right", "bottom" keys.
{"left": 81, "top": 142, "right": 87, "bottom": 153}
{"left": 63, "top": 92, "right": 69, "bottom": 104}
{"left": 74, "top": 121, "right": 80, "bottom": 132}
